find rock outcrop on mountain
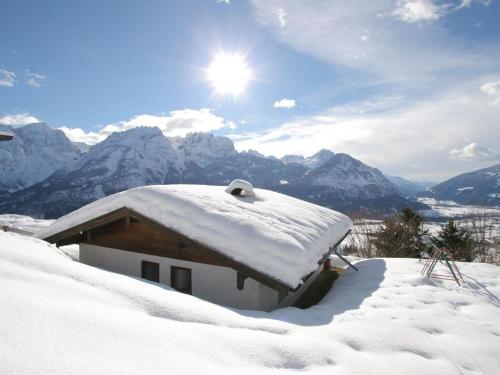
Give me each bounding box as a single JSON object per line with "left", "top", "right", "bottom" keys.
{"left": 0, "top": 124, "right": 425, "bottom": 218}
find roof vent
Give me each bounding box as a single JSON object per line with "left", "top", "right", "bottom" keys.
{"left": 225, "top": 179, "right": 255, "bottom": 197}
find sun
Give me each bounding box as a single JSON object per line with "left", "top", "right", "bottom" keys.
{"left": 207, "top": 53, "right": 252, "bottom": 95}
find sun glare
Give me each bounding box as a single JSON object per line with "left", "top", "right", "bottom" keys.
{"left": 207, "top": 53, "right": 251, "bottom": 95}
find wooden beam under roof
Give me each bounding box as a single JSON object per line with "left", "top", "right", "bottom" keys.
{"left": 43, "top": 206, "right": 291, "bottom": 295}
{"left": 0, "top": 131, "right": 14, "bottom": 141}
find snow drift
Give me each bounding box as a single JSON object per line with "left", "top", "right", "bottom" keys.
{"left": 1, "top": 232, "right": 500, "bottom": 374}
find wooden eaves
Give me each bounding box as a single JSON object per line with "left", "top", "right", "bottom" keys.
{"left": 0, "top": 131, "right": 14, "bottom": 141}
{"left": 42, "top": 207, "right": 292, "bottom": 296}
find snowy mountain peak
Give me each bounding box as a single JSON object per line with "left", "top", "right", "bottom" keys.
{"left": 1, "top": 125, "right": 421, "bottom": 217}
{"left": 306, "top": 149, "right": 335, "bottom": 168}
{"left": 242, "top": 149, "right": 267, "bottom": 158}
{"left": 70, "top": 125, "right": 177, "bottom": 186}
{"left": 305, "top": 153, "right": 398, "bottom": 198}
{"left": 102, "top": 125, "right": 165, "bottom": 146}
{"left": 0, "top": 123, "right": 82, "bottom": 193}
{"left": 10, "top": 122, "right": 47, "bottom": 130}
{"left": 177, "top": 132, "right": 237, "bottom": 168}
{"left": 281, "top": 149, "right": 335, "bottom": 169}
{"left": 281, "top": 154, "right": 306, "bottom": 165}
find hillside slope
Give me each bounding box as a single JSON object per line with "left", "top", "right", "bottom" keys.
{"left": 1, "top": 231, "right": 499, "bottom": 374}
{"left": 386, "top": 175, "right": 436, "bottom": 197}
{"left": 418, "top": 164, "right": 500, "bottom": 206}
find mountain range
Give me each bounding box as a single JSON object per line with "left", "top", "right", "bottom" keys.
{"left": 385, "top": 175, "right": 436, "bottom": 197}
{"left": 0, "top": 123, "right": 426, "bottom": 218}
{"left": 0, "top": 123, "right": 82, "bottom": 193}
{"left": 417, "top": 164, "right": 500, "bottom": 206}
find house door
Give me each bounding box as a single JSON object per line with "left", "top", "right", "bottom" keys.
{"left": 141, "top": 260, "right": 159, "bottom": 282}
{"left": 171, "top": 266, "right": 192, "bottom": 294}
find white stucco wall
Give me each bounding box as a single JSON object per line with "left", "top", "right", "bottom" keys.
{"left": 80, "top": 244, "right": 279, "bottom": 311}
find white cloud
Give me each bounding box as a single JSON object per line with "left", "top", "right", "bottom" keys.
{"left": 58, "top": 127, "right": 103, "bottom": 145}
{"left": 480, "top": 79, "right": 500, "bottom": 105}
{"left": 0, "top": 113, "right": 40, "bottom": 126}
{"left": 0, "top": 69, "right": 16, "bottom": 87}
{"left": 232, "top": 86, "right": 500, "bottom": 180}
{"left": 59, "top": 108, "right": 234, "bottom": 145}
{"left": 392, "top": 0, "right": 447, "bottom": 23}
{"left": 449, "top": 143, "right": 500, "bottom": 162}
{"left": 393, "top": 0, "right": 491, "bottom": 23}
{"left": 216, "top": 0, "right": 230, "bottom": 3}
{"left": 249, "top": 1, "right": 495, "bottom": 81}
{"left": 273, "top": 98, "right": 296, "bottom": 109}
{"left": 276, "top": 8, "right": 287, "bottom": 26}
{"left": 25, "top": 71, "right": 46, "bottom": 88}
{"left": 248, "top": 0, "right": 496, "bottom": 180}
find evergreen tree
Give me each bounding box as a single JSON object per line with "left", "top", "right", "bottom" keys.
{"left": 373, "top": 208, "right": 426, "bottom": 258}
{"left": 433, "top": 220, "right": 475, "bottom": 262}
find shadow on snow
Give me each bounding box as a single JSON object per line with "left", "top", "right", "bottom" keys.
{"left": 243, "top": 258, "right": 387, "bottom": 327}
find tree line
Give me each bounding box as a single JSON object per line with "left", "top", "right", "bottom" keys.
{"left": 345, "top": 208, "right": 499, "bottom": 264}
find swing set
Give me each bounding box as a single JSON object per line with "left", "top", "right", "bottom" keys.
{"left": 421, "top": 245, "right": 464, "bottom": 286}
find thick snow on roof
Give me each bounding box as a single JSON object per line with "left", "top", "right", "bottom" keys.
{"left": 0, "top": 214, "right": 53, "bottom": 233}
{"left": 0, "top": 130, "right": 14, "bottom": 140}
{"left": 2, "top": 232, "right": 500, "bottom": 374}
{"left": 36, "top": 184, "right": 352, "bottom": 288}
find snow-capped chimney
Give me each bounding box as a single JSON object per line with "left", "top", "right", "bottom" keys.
{"left": 225, "top": 179, "right": 255, "bottom": 197}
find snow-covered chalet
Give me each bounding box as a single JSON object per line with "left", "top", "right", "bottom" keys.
{"left": 36, "top": 180, "right": 352, "bottom": 311}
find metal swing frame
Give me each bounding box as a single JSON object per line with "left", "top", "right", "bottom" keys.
{"left": 421, "top": 246, "right": 464, "bottom": 286}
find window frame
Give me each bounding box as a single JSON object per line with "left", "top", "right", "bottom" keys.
{"left": 170, "top": 265, "right": 192, "bottom": 294}
{"left": 141, "top": 260, "right": 160, "bottom": 283}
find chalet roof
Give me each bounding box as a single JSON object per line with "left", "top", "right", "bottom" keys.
{"left": 36, "top": 184, "right": 352, "bottom": 288}
{"left": 0, "top": 130, "right": 14, "bottom": 141}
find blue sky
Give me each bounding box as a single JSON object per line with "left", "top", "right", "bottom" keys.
{"left": 1, "top": 0, "right": 500, "bottom": 180}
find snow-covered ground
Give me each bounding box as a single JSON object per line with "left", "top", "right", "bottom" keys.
{"left": 1, "top": 231, "right": 499, "bottom": 374}
{"left": 419, "top": 199, "right": 500, "bottom": 245}
{"left": 419, "top": 198, "right": 500, "bottom": 221}
{"left": 347, "top": 199, "right": 500, "bottom": 253}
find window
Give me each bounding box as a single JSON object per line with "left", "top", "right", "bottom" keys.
{"left": 237, "top": 272, "right": 247, "bottom": 290}
{"left": 141, "top": 261, "right": 159, "bottom": 283}
{"left": 171, "top": 266, "right": 192, "bottom": 294}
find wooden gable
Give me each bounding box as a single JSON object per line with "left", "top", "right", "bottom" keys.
{"left": 44, "top": 208, "right": 290, "bottom": 295}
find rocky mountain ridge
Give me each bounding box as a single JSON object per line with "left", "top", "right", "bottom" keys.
{"left": 0, "top": 123, "right": 424, "bottom": 218}
{"left": 417, "top": 164, "right": 500, "bottom": 206}
{"left": 0, "top": 123, "right": 82, "bottom": 193}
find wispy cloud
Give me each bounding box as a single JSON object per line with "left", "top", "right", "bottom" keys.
{"left": 232, "top": 85, "right": 500, "bottom": 180}
{"left": 276, "top": 8, "right": 287, "bottom": 26}
{"left": 393, "top": 0, "right": 491, "bottom": 23}
{"left": 60, "top": 108, "right": 234, "bottom": 145}
{"left": 250, "top": 1, "right": 496, "bottom": 82}
{"left": 0, "top": 113, "right": 40, "bottom": 126}
{"left": 0, "top": 69, "right": 16, "bottom": 87}
{"left": 216, "top": 0, "right": 230, "bottom": 4}
{"left": 273, "top": 98, "right": 296, "bottom": 108}
{"left": 480, "top": 79, "right": 500, "bottom": 105}
{"left": 25, "top": 70, "right": 46, "bottom": 88}
{"left": 248, "top": 0, "right": 498, "bottom": 180}
{"left": 449, "top": 142, "right": 500, "bottom": 162}
{"left": 392, "top": 0, "right": 448, "bottom": 23}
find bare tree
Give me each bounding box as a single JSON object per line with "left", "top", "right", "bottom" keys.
{"left": 467, "top": 209, "right": 499, "bottom": 265}
{"left": 343, "top": 219, "right": 379, "bottom": 258}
